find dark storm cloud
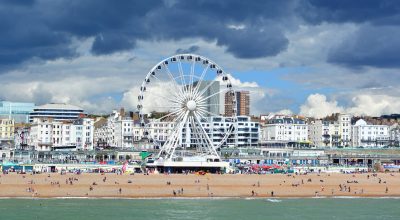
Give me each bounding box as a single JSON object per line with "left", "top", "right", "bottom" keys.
{"left": 299, "top": 0, "right": 400, "bottom": 24}
{"left": 299, "top": 0, "right": 400, "bottom": 68}
{"left": 91, "top": 33, "right": 136, "bottom": 55}
{"left": 1, "top": 0, "right": 400, "bottom": 70}
{"left": 0, "top": 0, "right": 297, "bottom": 71}
{"left": 176, "top": 46, "right": 200, "bottom": 54}
{"left": 328, "top": 25, "right": 400, "bottom": 68}
{"left": 0, "top": 1, "right": 75, "bottom": 70}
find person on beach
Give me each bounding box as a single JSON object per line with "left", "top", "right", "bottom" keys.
{"left": 386, "top": 186, "right": 388, "bottom": 193}
{"left": 271, "top": 191, "right": 274, "bottom": 197}
{"left": 119, "top": 188, "right": 122, "bottom": 194}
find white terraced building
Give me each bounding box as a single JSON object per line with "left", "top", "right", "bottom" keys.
{"left": 94, "top": 110, "right": 146, "bottom": 149}
{"left": 338, "top": 114, "right": 352, "bottom": 147}
{"left": 352, "top": 119, "right": 390, "bottom": 148}
{"left": 148, "top": 120, "right": 174, "bottom": 145}
{"left": 260, "top": 115, "right": 309, "bottom": 148}
{"left": 29, "top": 118, "right": 94, "bottom": 151}
{"left": 29, "top": 103, "right": 84, "bottom": 122}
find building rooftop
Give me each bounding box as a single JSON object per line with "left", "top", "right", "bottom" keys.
{"left": 34, "top": 103, "right": 83, "bottom": 111}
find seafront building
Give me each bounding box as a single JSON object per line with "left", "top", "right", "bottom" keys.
{"left": 94, "top": 112, "right": 259, "bottom": 149}
{"left": 338, "top": 114, "right": 352, "bottom": 147}
{"left": 28, "top": 117, "right": 94, "bottom": 151}
{"left": 148, "top": 120, "right": 174, "bottom": 145}
{"left": 225, "top": 91, "right": 250, "bottom": 116}
{"left": 351, "top": 119, "right": 390, "bottom": 148}
{"left": 199, "top": 116, "right": 259, "bottom": 148}
{"left": 260, "top": 115, "right": 309, "bottom": 148}
{"left": 389, "top": 123, "right": 400, "bottom": 147}
{"left": 307, "top": 114, "right": 352, "bottom": 148}
{"left": 0, "top": 119, "right": 14, "bottom": 141}
{"left": 0, "top": 101, "right": 35, "bottom": 123}
{"left": 14, "top": 126, "right": 31, "bottom": 150}
{"left": 308, "top": 120, "right": 332, "bottom": 148}
{"left": 29, "top": 103, "right": 84, "bottom": 122}
{"left": 94, "top": 109, "right": 148, "bottom": 149}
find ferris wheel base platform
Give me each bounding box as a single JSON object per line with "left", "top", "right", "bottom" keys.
{"left": 146, "top": 160, "right": 231, "bottom": 173}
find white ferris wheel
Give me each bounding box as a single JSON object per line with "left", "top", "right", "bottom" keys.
{"left": 138, "top": 54, "right": 237, "bottom": 162}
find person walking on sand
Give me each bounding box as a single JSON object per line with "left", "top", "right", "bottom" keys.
{"left": 119, "top": 188, "right": 122, "bottom": 194}
{"left": 386, "top": 186, "right": 388, "bottom": 193}
{"left": 271, "top": 191, "right": 274, "bottom": 197}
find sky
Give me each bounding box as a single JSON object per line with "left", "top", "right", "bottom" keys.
{"left": 0, "top": 0, "right": 400, "bottom": 118}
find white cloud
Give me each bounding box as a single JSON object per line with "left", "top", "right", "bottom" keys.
{"left": 275, "top": 109, "right": 294, "bottom": 115}
{"left": 300, "top": 93, "right": 344, "bottom": 118}
{"left": 347, "top": 94, "right": 400, "bottom": 116}
{"left": 300, "top": 93, "right": 400, "bottom": 118}
{"left": 121, "top": 81, "right": 179, "bottom": 114}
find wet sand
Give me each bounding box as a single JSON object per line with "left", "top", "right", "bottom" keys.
{"left": 0, "top": 172, "right": 399, "bottom": 198}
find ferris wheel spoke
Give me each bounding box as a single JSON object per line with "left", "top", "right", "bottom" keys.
{"left": 172, "top": 109, "right": 187, "bottom": 124}
{"left": 197, "top": 108, "right": 222, "bottom": 118}
{"left": 192, "top": 64, "right": 210, "bottom": 98}
{"left": 163, "top": 63, "right": 186, "bottom": 99}
{"left": 188, "top": 60, "right": 196, "bottom": 97}
{"left": 198, "top": 103, "right": 231, "bottom": 107}
{"left": 193, "top": 112, "right": 219, "bottom": 157}
{"left": 177, "top": 60, "right": 188, "bottom": 94}
{"left": 158, "top": 121, "right": 182, "bottom": 157}
{"left": 144, "top": 89, "right": 182, "bottom": 105}
{"left": 194, "top": 79, "right": 224, "bottom": 101}
{"left": 169, "top": 111, "right": 189, "bottom": 159}
{"left": 151, "top": 73, "right": 182, "bottom": 99}
{"left": 189, "top": 116, "right": 208, "bottom": 154}
{"left": 155, "top": 109, "right": 182, "bottom": 122}
{"left": 197, "top": 88, "right": 229, "bottom": 103}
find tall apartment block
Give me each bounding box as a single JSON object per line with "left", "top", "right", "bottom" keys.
{"left": 225, "top": 91, "right": 250, "bottom": 116}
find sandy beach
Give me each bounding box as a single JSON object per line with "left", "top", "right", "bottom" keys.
{"left": 0, "top": 172, "right": 399, "bottom": 198}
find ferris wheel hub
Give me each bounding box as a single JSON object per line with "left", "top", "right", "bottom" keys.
{"left": 186, "top": 100, "right": 197, "bottom": 111}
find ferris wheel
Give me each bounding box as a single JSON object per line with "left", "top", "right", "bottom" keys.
{"left": 137, "top": 54, "right": 237, "bottom": 161}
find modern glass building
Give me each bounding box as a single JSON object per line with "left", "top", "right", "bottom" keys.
{"left": 192, "top": 80, "right": 220, "bottom": 116}
{"left": 0, "top": 101, "right": 35, "bottom": 123}
{"left": 29, "top": 103, "right": 84, "bottom": 122}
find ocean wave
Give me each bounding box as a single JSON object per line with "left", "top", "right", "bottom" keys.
{"left": 266, "top": 198, "right": 282, "bottom": 203}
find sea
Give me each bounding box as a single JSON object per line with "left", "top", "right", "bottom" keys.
{"left": 0, "top": 198, "right": 399, "bottom": 220}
